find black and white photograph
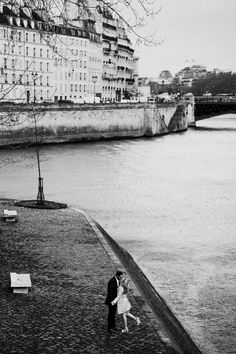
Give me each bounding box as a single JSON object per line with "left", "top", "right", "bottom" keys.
{"left": 0, "top": 0, "right": 235, "bottom": 353}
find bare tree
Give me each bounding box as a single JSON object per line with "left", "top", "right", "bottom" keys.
{"left": 49, "top": 0, "right": 162, "bottom": 45}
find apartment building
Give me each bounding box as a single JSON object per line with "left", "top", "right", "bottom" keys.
{"left": 100, "top": 6, "right": 138, "bottom": 101}
{"left": 0, "top": 4, "right": 54, "bottom": 103}
{"left": 175, "top": 65, "right": 207, "bottom": 87}
{"left": 63, "top": 0, "right": 103, "bottom": 101}
{"left": 66, "top": 0, "right": 139, "bottom": 101}
{"left": 0, "top": 2, "right": 102, "bottom": 103}
{"left": 0, "top": 0, "right": 138, "bottom": 103}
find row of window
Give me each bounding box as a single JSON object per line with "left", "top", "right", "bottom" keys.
{"left": 1, "top": 42, "right": 104, "bottom": 63}
{"left": 1, "top": 42, "right": 51, "bottom": 58}
{"left": 117, "top": 55, "right": 132, "bottom": 60}
{"left": 3, "top": 29, "right": 40, "bottom": 43}
{"left": 55, "top": 84, "right": 87, "bottom": 93}
{"left": 2, "top": 73, "right": 50, "bottom": 86}
{"left": 70, "top": 49, "right": 87, "bottom": 56}
{"left": 3, "top": 58, "right": 51, "bottom": 71}
{"left": 1, "top": 74, "right": 101, "bottom": 87}
{"left": 89, "top": 57, "right": 102, "bottom": 62}
{"left": 71, "top": 84, "right": 86, "bottom": 92}
{"left": 103, "top": 86, "right": 122, "bottom": 90}
{"left": 2, "top": 29, "right": 88, "bottom": 47}
{"left": 0, "top": 85, "right": 51, "bottom": 100}
{"left": 55, "top": 47, "right": 87, "bottom": 58}
{"left": 3, "top": 58, "right": 87, "bottom": 72}
{"left": 54, "top": 59, "right": 87, "bottom": 69}
{"left": 55, "top": 72, "right": 87, "bottom": 81}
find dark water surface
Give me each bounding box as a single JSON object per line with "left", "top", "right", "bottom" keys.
{"left": 1, "top": 115, "right": 236, "bottom": 353}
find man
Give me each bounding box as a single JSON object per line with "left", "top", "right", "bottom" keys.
{"left": 105, "top": 270, "right": 123, "bottom": 332}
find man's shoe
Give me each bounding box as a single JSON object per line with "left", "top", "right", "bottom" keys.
{"left": 108, "top": 327, "right": 118, "bottom": 333}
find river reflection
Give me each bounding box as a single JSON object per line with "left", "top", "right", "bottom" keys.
{"left": 1, "top": 115, "right": 236, "bottom": 353}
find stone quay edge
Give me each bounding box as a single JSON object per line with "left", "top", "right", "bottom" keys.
{"left": 0, "top": 102, "right": 194, "bottom": 147}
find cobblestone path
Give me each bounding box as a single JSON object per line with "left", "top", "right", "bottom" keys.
{"left": 0, "top": 200, "right": 171, "bottom": 354}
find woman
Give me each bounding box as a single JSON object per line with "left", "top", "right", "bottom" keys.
{"left": 111, "top": 276, "right": 140, "bottom": 333}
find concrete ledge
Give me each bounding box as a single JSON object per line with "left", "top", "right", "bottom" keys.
{"left": 92, "top": 220, "right": 202, "bottom": 354}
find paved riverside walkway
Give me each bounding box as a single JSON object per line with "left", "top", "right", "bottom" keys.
{"left": 0, "top": 199, "right": 174, "bottom": 354}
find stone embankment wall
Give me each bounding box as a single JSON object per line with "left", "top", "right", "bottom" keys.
{"left": 0, "top": 101, "right": 193, "bottom": 147}
{"left": 94, "top": 221, "right": 201, "bottom": 354}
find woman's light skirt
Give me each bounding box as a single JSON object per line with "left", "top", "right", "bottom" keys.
{"left": 117, "top": 295, "right": 131, "bottom": 314}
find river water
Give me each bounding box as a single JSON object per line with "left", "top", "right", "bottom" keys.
{"left": 1, "top": 114, "right": 236, "bottom": 353}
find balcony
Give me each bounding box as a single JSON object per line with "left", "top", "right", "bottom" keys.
{"left": 102, "top": 73, "right": 117, "bottom": 80}
{"left": 125, "top": 78, "right": 135, "bottom": 84}
{"left": 103, "top": 47, "right": 111, "bottom": 53}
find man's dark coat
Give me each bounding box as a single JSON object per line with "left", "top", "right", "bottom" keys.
{"left": 105, "top": 276, "right": 118, "bottom": 305}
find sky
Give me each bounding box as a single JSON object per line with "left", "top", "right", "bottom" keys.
{"left": 134, "top": 0, "right": 236, "bottom": 77}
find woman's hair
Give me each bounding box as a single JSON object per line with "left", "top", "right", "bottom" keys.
{"left": 121, "top": 278, "right": 130, "bottom": 293}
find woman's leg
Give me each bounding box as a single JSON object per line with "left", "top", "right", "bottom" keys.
{"left": 126, "top": 311, "right": 136, "bottom": 321}
{"left": 122, "top": 313, "right": 128, "bottom": 332}
{"left": 127, "top": 312, "right": 140, "bottom": 325}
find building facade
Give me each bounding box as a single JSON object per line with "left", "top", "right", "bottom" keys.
{"left": 175, "top": 65, "right": 207, "bottom": 87}
{"left": 0, "top": 0, "right": 138, "bottom": 103}
{"left": 100, "top": 6, "right": 138, "bottom": 101}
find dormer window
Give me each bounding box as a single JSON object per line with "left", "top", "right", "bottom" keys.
{"left": 23, "top": 19, "right": 28, "bottom": 28}
{"left": 7, "top": 16, "right": 13, "bottom": 25}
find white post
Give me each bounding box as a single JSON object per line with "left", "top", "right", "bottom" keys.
{"left": 183, "top": 94, "right": 195, "bottom": 126}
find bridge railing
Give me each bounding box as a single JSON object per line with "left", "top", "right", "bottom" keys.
{"left": 195, "top": 96, "right": 236, "bottom": 103}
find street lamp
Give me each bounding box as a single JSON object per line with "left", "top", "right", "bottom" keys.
{"left": 31, "top": 72, "right": 38, "bottom": 104}
{"left": 92, "top": 75, "right": 98, "bottom": 103}
{"left": 162, "top": 80, "right": 165, "bottom": 92}
{"left": 179, "top": 82, "right": 184, "bottom": 97}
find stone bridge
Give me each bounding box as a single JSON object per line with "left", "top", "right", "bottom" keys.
{"left": 194, "top": 100, "right": 236, "bottom": 121}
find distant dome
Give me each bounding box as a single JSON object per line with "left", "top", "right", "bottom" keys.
{"left": 159, "top": 70, "right": 173, "bottom": 79}
{"left": 185, "top": 92, "right": 194, "bottom": 96}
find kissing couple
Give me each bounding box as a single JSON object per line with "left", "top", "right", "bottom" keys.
{"left": 105, "top": 270, "right": 140, "bottom": 333}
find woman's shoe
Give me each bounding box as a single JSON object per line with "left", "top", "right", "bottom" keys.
{"left": 121, "top": 328, "right": 128, "bottom": 333}
{"left": 136, "top": 317, "right": 141, "bottom": 326}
